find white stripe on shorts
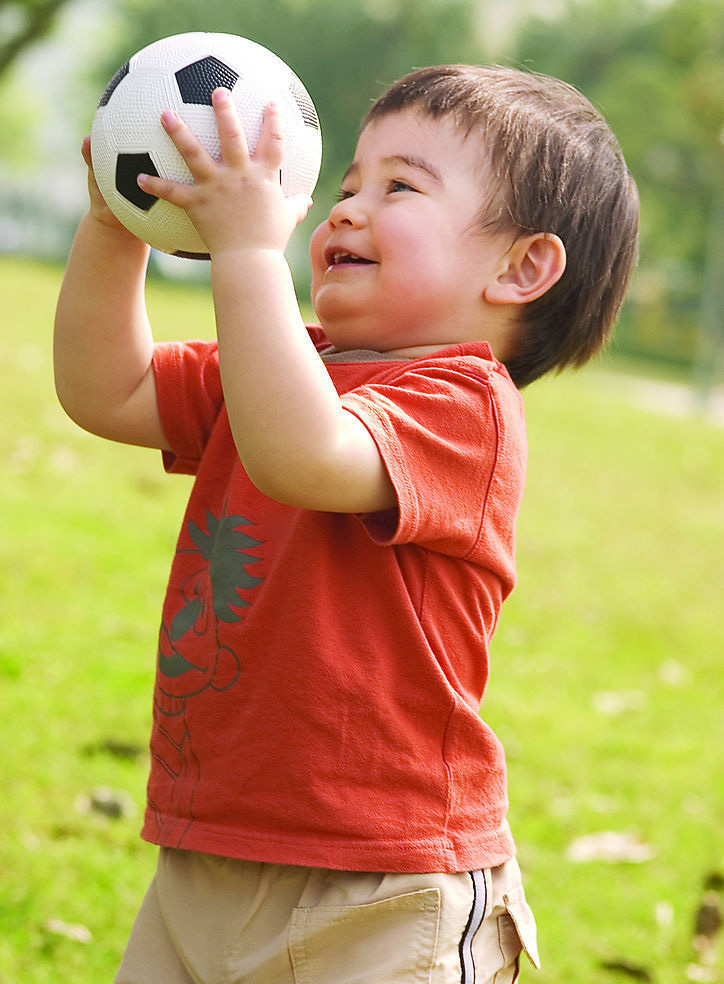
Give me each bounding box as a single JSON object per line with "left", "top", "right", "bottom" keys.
{"left": 459, "top": 869, "right": 487, "bottom": 983}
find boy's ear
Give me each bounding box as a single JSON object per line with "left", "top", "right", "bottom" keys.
{"left": 484, "top": 233, "right": 566, "bottom": 306}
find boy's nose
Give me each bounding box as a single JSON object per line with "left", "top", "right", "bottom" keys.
{"left": 328, "top": 195, "right": 367, "bottom": 229}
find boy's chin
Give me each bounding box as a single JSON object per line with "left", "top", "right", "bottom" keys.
{"left": 318, "top": 324, "right": 374, "bottom": 353}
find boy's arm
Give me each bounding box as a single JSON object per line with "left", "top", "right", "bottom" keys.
{"left": 140, "top": 94, "right": 396, "bottom": 513}
{"left": 211, "top": 248, "right": 396, "bottom": 512}
{"left": 53, "top": 138, "right": 169, "bottom": 450}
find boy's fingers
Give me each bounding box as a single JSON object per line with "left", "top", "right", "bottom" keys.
{"left": 290, "top": 194, "right": 314, "bottom": 226}
{"left": 161, "top": 110, "right": 214, "bottom": 177}
{"left": 82, "top": 137, "right": 104, "bottom": 197}
{"left": 211, "top": 87, "right": 249, "bottom": 165}
{"left": 137, "top": 171, "right": 190, "bottom": 208}
{"left": 81, "top": 136, "right": 92, "bottom": 167}
{"left": 255, "top": 102, "right": 285, "bottom": 171}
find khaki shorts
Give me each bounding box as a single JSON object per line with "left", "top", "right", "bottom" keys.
{"left": 115, "top": 848, "right": 539, "bottom": 984}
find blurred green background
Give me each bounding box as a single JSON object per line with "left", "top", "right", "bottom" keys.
{"left": 0, "top": 1, "right": 722, "bottom": 982}
{"left": 1, "top": 0, "right": 723, "bottom": 394}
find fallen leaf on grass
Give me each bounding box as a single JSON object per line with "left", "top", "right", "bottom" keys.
{"left": 592, "top": 690, "right": 646, "bottom": 715}
{"left": 75, "top": 786, "right": 136, "bottom": 819}
{"left": 82, "top": 737, "right": 145, "bottom": 761}
{"left": 694, "top": 890, "right": 722, "bottom": 947}
{"left": 659, "top": 658, "right": 689, "bottom": 686}
{"left": 44, "top": 919, "right": 92, "bottom": 943}
{"left": 600, "top": 958, "right": 652, "bottom": 981}
{"left": 49, "top": 445, "right": 79, "bottom": 475}
{"left": 566, "top": 831, "right": 656, "bottom": 864}
{"left": 655, "top": 900, "right": 674, "bottom": 929}
{"left": 686, "top": 965, "right": 715, "bottom": 982}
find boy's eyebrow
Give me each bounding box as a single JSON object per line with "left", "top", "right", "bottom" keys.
{"left": 342, "top": 155, "right": 444, "bottom": 185}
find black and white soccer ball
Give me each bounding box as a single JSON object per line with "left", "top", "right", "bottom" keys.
{"left": 91, "top": 32, "right": 322, "bottom": 258}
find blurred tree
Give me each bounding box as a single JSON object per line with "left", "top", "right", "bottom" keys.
{"left": 0, "top": 0, "right": 72, "bottom": 77}
{"left": 510, "top": 0, "right": 724, "bottom": 372}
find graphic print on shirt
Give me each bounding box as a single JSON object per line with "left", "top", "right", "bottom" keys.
{"left": 149, "top": 508, "right": 264, "bottom": 844}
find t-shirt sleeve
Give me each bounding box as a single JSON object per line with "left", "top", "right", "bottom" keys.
{"left": 340, "top": 359, "right": 526, "bottom": 563}
{"left": 152, "top": 340, "right": 224, "bottom": 475}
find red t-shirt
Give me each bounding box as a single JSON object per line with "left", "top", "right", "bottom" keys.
{"left": 141, "top": 329, "right": 527, "bottom": 873}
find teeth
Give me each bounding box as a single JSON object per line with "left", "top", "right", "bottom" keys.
{"left": 331, "top": 252, "right": 365, "bottom": 264}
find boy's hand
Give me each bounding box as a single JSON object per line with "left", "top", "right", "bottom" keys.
{"left": 137, "top": 88, "right": 313, "bottom": 258}
{"left": 81, "top": 136, "right": 138, "bottom": 238}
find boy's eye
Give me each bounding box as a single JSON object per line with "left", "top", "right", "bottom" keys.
{"left": 335, "top": 179, "right": 416, "bottom": 202}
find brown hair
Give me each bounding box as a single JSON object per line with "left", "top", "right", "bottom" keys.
{"left": 363, "top": 65, "right": 640, "bottom": 387}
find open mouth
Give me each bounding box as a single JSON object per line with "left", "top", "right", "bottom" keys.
{"left": 327, "top": 251, "right": 375, "bottom": 268}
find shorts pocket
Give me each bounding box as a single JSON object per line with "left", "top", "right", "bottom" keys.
{"left": 500, "top": 885, "right": 541, "bottom": 969}
{"left": 289, "top": 887, "right": 441, "bottom": 984}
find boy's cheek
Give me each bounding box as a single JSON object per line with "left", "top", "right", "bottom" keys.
{"left": 308, "top": 223, "right": 332, "bottom": 311}
{"left": 309, "top": 221, "right": 329, "bottom": 271}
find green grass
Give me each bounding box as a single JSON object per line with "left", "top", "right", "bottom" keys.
{"left": 1, "top": 254, "right": 722, "bottom": 983}
{"left": 494, "top": 372, "right": 723, "bottom": 983}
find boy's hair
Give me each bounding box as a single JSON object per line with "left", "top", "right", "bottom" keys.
{"left": 362, "top": 65, "right": 640, "bottom": 388}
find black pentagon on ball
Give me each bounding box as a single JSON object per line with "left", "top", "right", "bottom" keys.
{"left": 116, "top": 153, "right": 159, "bottom": 211}
{"left": 175, "top": 56, "right": 239, "bottom": 106}
{"left": 98, "top": 61, "right": 129, "bottom": 107}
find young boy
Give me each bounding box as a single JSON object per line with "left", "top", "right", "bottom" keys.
{"left": 54, "top": 64, "right": 639, "bottom": 983}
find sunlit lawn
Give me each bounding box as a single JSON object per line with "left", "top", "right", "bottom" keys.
{"left": 0, "top": 255, "right": 721, "bottom": 983}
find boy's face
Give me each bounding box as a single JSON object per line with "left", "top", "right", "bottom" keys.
{"left": 309, "top": 108, "right": 512, "bottom": 355}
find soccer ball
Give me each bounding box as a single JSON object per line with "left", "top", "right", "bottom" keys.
{"left": 91, "top": 32, "right": 322, "bottom": 258}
